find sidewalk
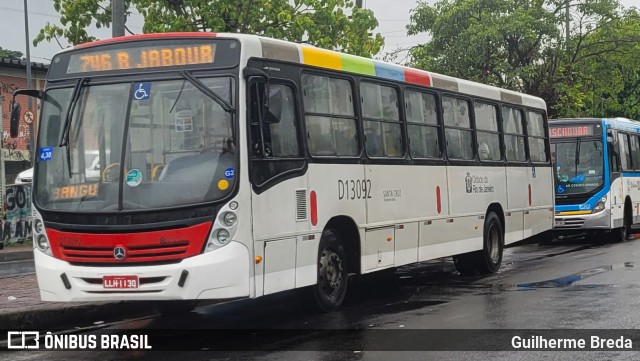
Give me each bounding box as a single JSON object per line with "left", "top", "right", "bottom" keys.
{"left": 0, "top": 274, "right": 153, "bottom": 330}
{"left": 0, "top": 245, "right": 33, "bottom": 262}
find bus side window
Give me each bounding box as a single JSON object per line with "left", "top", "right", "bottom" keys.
{"left": 608, "top": 132, "right": 620, "bottom": 173}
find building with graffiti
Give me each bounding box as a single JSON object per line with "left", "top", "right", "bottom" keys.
{"left": 0, "top": 57, "right": 48, "bottom": 183}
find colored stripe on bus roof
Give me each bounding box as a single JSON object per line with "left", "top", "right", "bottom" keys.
{"left": 404, "top": 68, "right": 431, "bottom": 86}
{"left": 301, "top": 46, "right": 343, "bottom": 70}
{"left": 374, "top": 62, "right": 405, "bottom": 82}
{"left": 340, "top": 53, "right": 375, "bottom": 76}
{"left": 299, "top": 44, "right": 432, "bottom": 87}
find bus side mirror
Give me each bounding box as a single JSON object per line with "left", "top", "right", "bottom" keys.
{"left": 9, "top": 101, "right": 21, "bottom": 138}
{"left": 9, "top": 89, "right": 44, "bottom": 138}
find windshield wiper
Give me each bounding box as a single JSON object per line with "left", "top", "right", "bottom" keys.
{"left": 179, "top": 71, "right": 234, "bottom": 113}
{"left": 59, "top": 78, "right": 87, "bottom": 178}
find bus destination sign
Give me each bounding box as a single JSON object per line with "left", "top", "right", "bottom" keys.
{"left": 67, "top": 44, "right": 216, "bottom": 74}
{"left": 549, "top": 125, "right": 598, "bottom": 138}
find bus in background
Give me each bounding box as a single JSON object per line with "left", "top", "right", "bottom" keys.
{"left": 550, "top": 118, "right": 640, "bottom": 241}
{"left": 9, "top": 32, "right": 553, "bottom": 312}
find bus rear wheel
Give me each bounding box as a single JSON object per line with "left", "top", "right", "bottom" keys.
{"left": 453, "top": 212, "right": 504, "bottom": 275}
{"left": 313, "top": 229, "right": 348, "bottom": 312}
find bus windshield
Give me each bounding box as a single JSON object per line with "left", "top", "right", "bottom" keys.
{"left": 34, "top": 76, "right": 236, "bottom": 212}
{"left": 552, "top": 139, "right": 604, "bottom": 196}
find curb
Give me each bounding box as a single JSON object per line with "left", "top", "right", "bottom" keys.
{"left": 0, "top": 301, "right": 158, "bottom": 330}
{"left": 0, "top": 250, "right": 34, "bottom": 263}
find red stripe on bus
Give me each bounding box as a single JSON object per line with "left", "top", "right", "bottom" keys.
{"left": 528, "top": 184, "right": 532, "bottom": 206}
{"left": 310, "top": 191, "right": 318, "bottom": 226}
{"left": 436, "top": 186, "right": 441, "bottom": 214}
{"left": 74, "top": 32, "right": 217, "bottom": 49}
{"left": 404, "top": 68, "right": 431, "bottom": 86}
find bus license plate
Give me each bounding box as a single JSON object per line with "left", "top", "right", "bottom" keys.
{"left": 103, "top": 275, "right": 139, "bottom": 289}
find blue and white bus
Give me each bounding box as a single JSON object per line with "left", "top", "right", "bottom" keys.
{"left": 550, "top": 117, "right": 640, "bottom": 241}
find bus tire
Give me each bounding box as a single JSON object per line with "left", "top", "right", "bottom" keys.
{"left": 477, "top": 212, "right": 504, "bottom": 274}
{"left": 613, "top": 206, "right": 632, "bottom": 242}
{"left": 313, "top": 229, "right": 348, "bottom": 312}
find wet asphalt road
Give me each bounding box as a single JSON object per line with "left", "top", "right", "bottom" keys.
{"left": 0, "top": 259, "right": 34, "bottom": 279}
{"left": 6, "top": 235, "right": 640, "bottom": 360}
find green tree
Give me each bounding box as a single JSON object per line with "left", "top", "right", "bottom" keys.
{"left": 0, "top": 47, "right": 24, "bottom": 59}
{"left": 406, "top": 0, "right": 640, "bottom": 118}
{"left": 34, "top": 0, "right": 384, "bottom": 57}
{"left": 567, "top": 11, "right": 640, "bottom": 119}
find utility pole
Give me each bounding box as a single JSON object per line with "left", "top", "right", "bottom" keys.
{"left": 23, "top": 0, "right": 33, "bottom": 163}
{"left": 565, "top": 0, "right": 570, "bottom": 51}
{"left": 356, "top": 0, "right": 363, "bottom": 8}
{"left": 112, "top": 0, "right": 125, "bottom": 38}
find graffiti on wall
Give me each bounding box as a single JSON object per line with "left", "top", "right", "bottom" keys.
{"left": 1, "top": 184, "right": 32, "bottom": 244}
{"left": 0, "top": 81, "right": 18, "bottom": 96}
{"left": 1, "top": 81, "right": 19, "bottom": 120}
{"left": 2, "top": 140, "right": 30, "bottom": 161}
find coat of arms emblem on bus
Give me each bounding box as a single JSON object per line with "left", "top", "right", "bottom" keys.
{"left": 465, "top": 173, "right": 473, "bottom": 193}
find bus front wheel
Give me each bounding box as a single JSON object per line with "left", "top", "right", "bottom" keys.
{"left": 612, "top": 206, "right": 632, "bottom": 242}
{"left": 313, "top": 229, "right": 348, "bottom": 312}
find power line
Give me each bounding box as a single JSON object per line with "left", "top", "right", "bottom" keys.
{"left": 0, "top": 6, "right": 60, "bottom": 19}
{"left": 380, "top": 29, "right": 408, "bottom": 35}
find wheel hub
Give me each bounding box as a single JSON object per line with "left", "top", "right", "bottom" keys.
{"left": 320, "top": 249, "right": 343, "bottom": 295}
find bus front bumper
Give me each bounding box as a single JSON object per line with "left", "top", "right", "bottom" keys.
{"left": 34, "top": 242, "right": 251, "bottom": 302}
{"left": 553, "top": 209, "right": 611, "bottom": 231}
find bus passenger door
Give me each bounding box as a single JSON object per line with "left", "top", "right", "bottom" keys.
{"left": 609, "top": 131, "right": 624, "bottom": 227}
{"left": 246, "top": 77, "right": 307, "bottom": 296}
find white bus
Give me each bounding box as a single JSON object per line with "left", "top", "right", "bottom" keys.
{"left": 551, "top": 117, "right": 640, "bottom": 241}
{"left": 9, "top": 32, "right": 553, "bottom": 311}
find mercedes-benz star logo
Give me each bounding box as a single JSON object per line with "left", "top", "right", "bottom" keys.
{"left": 113, "top": 245, "right": 126, "bottom": 260}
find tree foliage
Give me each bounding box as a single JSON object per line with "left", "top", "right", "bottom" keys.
{"left": 0, "top": 47, "right": 24, "bottom": 59}
{"left": 406, "top": 0, "right": 640, "bottom": 118}
{"left": 34, "top": 0, "right": 384, "bottom": 57}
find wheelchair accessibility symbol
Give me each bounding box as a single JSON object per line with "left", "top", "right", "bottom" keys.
{"left": 133, "top": 82, "right": 151, "bottom": 100}
{"left": 557, "top": 184, "right": 566, "bottom": 194}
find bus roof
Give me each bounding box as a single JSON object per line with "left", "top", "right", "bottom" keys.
{"left": 551, "top": 117, "right": 640, "bottom": 132}
{"left": 63, "top": 32, "right": 546, "bottom": 109}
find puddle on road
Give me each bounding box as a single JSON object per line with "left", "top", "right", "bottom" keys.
{"left": 515, "top": 265, "right": 613, "bottom": 290}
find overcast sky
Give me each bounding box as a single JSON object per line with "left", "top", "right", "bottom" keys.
{"left": 0, "top": 0, "right": 637, "bottom": 64}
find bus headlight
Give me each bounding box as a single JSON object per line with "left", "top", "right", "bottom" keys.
{"left": 222, "top": 212, "right": 237, "bottom": 227}
{"left": 593, "top": 202, "right": 606, "bottom": 213}
{"left": 34, "top": 219, "right": 43, "bottom": 233}
{"left": 216, "top": 229, "right": 231, "bottom": 244}
{"left": 32, "top": 209, "right": 52, "bottom": 256}
{"left": 36, "top": 234, "right": 50, "bottom": 251}
{"left": 205, "top": 200, "right": 239, "bottom": 252}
